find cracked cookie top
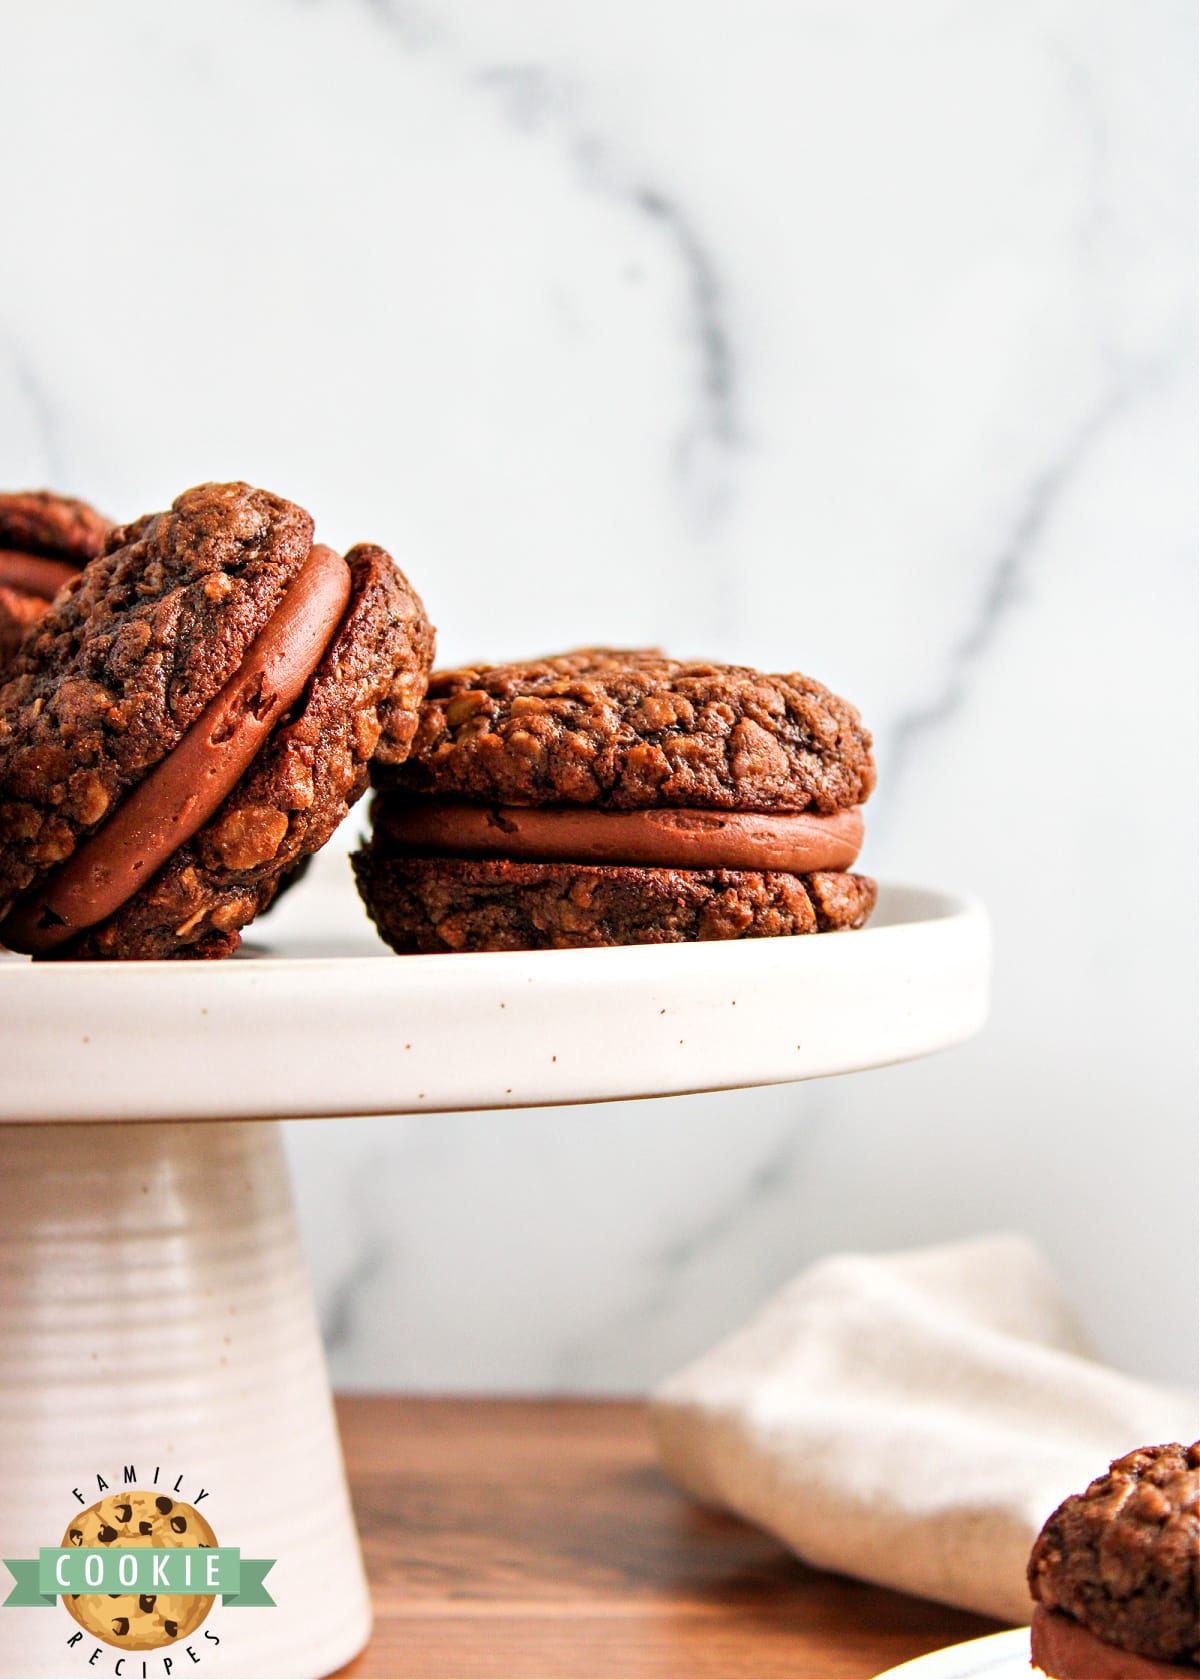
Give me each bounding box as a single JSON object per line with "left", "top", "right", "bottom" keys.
{"left": 375, "top": 647, "right": 874, "bottom": 813}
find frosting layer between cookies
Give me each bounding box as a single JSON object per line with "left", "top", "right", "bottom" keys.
{"left": 1030, "top": 1607, "right": 1193, "bottom": 1678}
{"left": 0, "top": 550, "right": 78, "bottom": 600}
{"left": 374, "top": 796, "right": 864, "bottom": 873}
{"left": 1, "top": 544, "right": 351, "bottom": 955}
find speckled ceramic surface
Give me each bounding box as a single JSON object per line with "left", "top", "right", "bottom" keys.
{"left": 0, "top": 877, "right": 987, "bottom": 1676}
{"left": 0, "top": 879, "right": 988, "bottom": 1123}
{"left": 0, "top": 1121, "right": 369, "bottom": 1679}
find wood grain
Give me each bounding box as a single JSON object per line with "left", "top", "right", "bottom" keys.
{"left": 332, "top": 1397, "right": 1005, "bottom": 1679}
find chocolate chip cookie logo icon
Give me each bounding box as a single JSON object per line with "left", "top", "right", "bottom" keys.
{"left": 58, "top": 1493, "right": 219, "bottom": 1652}
{"left": 3, "top": 1479, "right": 275, "bottom": 1667}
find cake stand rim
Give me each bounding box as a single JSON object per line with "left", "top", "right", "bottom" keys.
{"left": 0, "top": 880, "right": 991, "bottom": 1125}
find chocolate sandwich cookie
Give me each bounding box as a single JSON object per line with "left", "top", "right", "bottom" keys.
{"left": 355, "top": 648, "right": 876, "bottom": 952}
{"left": 1028, "top": 1441, "right": 1200, "bottom": 1677}
{"left": 0, "top": 481, "right": 434, "bottom": 959}
{"left": 0, "top": 489, "right": 110, "bottom": 667}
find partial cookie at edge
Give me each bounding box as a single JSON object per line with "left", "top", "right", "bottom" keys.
{"left": 0, "top": 489, "right": 111, "bottom": 563}
{"left": 0, "top": 584, "right": 46, "bottom": 668}
{"left": 0, "top": 489, "right": 112, "bottom": 672}
{"left": 1027, "top": 1442, "right": 1200, "bottom": 1668}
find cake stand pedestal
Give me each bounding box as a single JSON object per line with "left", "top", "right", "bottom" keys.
{"left": 0, "top": 868, "right": 989, "bottom": 1680}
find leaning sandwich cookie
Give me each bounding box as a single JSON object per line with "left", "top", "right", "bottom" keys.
{"left": 0, "top": 481, "right": 434, "bottom": 959}
{"left": 0, "top": 489, "right": 111, "bottom": 668}
{"left": 1028, "top": 1441, "right": 1200, "bottom": 1678}
{"left": 354, "top": 647, "right": 876, "bottom": 952}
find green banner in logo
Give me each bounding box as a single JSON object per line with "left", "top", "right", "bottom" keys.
{"left": 1, "top": 1559, "right": 50, "bottom": 1609}
{"left": 3, "top": 1549, "right": 275, "bottom": 1609}
{"left": 218, "top": 1556, "right": 276, "bottom": 1608}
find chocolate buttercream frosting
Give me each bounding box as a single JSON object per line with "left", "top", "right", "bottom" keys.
{"left": 1, "top": 544, "right": 351, "bottom": 953}
{"left": 373, "top": 796, "right": 864, "bottom": 874}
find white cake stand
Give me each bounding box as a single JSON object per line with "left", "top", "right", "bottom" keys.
{"left": 0, "top": 861, "right": 989, "bottom": 1680}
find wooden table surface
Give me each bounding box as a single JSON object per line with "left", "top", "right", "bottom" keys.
{"left": 333, "top": 1397, "right": 1005, "bottom": 1679}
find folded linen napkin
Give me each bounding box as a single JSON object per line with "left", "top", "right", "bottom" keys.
{"left": 650, "top": 1233, "right": 1196, "bottom": 1625}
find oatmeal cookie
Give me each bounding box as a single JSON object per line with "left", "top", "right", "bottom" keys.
{"left": 74, "top": 545, "right": 433, "bottom": 959}
{"left": 353, "top": 851, "right": 876, "bottom": 953}
{"left": 0, "top": 480, "right": 314, "bottom": 913}
{"left": 378, "top": 648, "right": 874, "bottom": 813}
{"left": 0, "top": 485, "right": 434, "bottom": 958}
{"left": 0, "top": 488, "right": 111, "bottom": 562}
{"left": 0, "top": 488, "right": 111, "bottom": 669}
{"left": 1028, "top": 1441, "right": 1200, "bottom": 1672}
{"left": 357, "top": 647, "right": 875, "bottom": 953}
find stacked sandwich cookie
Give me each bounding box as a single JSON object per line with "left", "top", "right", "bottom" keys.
{"left": 0, "top": 481, "right": 433, "bottom": 959}
{"left": 1028, "top": 1441, "right": 1200, "bottom": 1678}
{"left": 354, "top": 648, "right": 876, "bottom": 952}
{"left": 1, "top": 509, "right": 876, "bottom": 960}
{"left": 0, "top": 490, "right": 111, "bottom": 668}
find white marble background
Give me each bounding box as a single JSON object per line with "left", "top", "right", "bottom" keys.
{"left": 2, "top": 2, "right": 1194, "bottom": 1388}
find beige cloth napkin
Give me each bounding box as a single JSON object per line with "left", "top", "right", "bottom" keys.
{"left": 651, "top": 1233, "right": 1196, "bottom": 1624}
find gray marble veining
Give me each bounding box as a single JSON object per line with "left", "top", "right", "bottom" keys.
{"left": 1, "top": 0, "right": 1193, "bottom": 1391}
